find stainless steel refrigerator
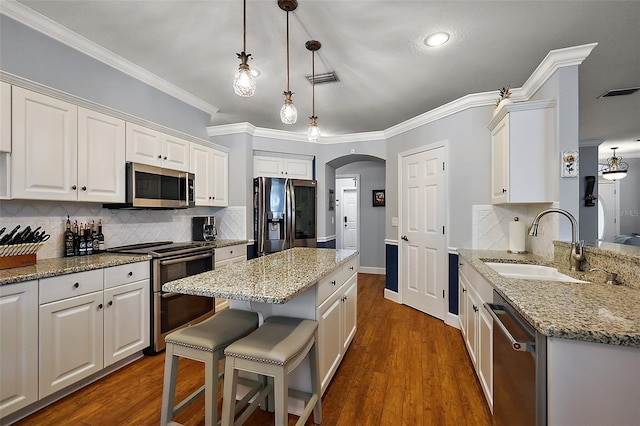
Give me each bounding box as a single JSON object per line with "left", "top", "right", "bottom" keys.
{"left": 254, "top": 177, "right": 317, "bottom": 256}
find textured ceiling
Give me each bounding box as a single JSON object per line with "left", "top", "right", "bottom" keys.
{"left": 14, "top": 0, "right": 640, "bottom": 156}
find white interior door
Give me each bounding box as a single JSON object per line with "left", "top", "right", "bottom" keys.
{"left": 342, "top": 188, "right": 358, "bottom": 250}
{"left": 598, "top": 179, "right": 619, "bottom": 241}
{"left": 400, "top": 146, "right": 447, "bottom": 320}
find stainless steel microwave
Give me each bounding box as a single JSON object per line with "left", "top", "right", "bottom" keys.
{"left": 105, "top": 162, "right": 195, "bottom": 209}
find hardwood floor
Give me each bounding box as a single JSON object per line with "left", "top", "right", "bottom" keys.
{"left": 14, "top": 273, "right": 492, "bottom": 426}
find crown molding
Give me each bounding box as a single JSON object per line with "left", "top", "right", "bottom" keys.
{"left": 0, "top": 1, "right": 219, "bottom": 116}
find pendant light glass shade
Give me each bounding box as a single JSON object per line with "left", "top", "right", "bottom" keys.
{"left": 280, "top": 92, "right": 298, "bottom": 124}
{"left": 307, "top": 117, "right": 320, "bottom": 142}
{"left": 233, "top": 0, "right": 255, "bottom": 97}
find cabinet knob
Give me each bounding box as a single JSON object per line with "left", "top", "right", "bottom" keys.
{"left": 108, "top": 301, "right": 113, "bottom": 306}
{"left": 473, "top": 305, "right": 478, "bottom": 312}
{"left": 462, "top": 288, "right": 467, "bottom": 293}
{"left": 230, "top": 250, "right": 233, "bottom": 254}
{"left": 350, "top": 266, "right": 354, "bottom": 270}
{"left": 163, "top": 156, "right": 167, "bottom": 160}
{"left": 73, "top": 282, "right": 79, "bottom": 289}
{"left": 502, "top": 188, "right": 507, "bottom": 193}
{"left": 158, "top": 155, "right": 162, "bottom": 159}
{"left": 128, "top": 271, "right": 133, "bottom": 277}
{"left": 72, "top": 185, "right": 77, "bottom": 190}
{"left": 332, "top": 280, "right": 336, "bottom": 286}
{"left": 98, "top": 303, "right": 103, "bottom": 309}
{"left": 81, "top": 186, "right": 87, "bottom": 191}
{"left": 209, "top": 196, "right": 212, "bottom": 199}
{"left": 212, "top": 196, "right": 215, "bottom": 199}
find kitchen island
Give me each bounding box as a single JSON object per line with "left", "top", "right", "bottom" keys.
{"left": 163, "top": 247, "right": 360, "bottom": 412}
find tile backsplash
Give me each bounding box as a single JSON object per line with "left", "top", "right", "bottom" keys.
{"left": 472, "top": 203, "right": 558, "bottom": 259}
{"left": 0, "top": 200, "right": 246, "bottom": 259}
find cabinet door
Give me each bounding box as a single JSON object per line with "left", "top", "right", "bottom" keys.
{"left": 0, "top": 82, "right": 10, "bottom": 153}
{"left": 459, "top": 272, "right": 469, "bottom": 337}
{"left": 162, "top": 134, "right": 190, "bottom": 171}
{"left": 465, "top": 288, "right": 479, "bottom": 367}
{"left": 341, "top": 275, "right": 357, "bottom": 352}
{"left": 77, "top": 108, "right": 126, "bottom": 203}
{"left": 211, "top": 149, "right": 228, "bottom": 207}
{"left": 125, "top": 122, "right": 162, "bottom": 167}
{"left": 104, "top": 280, "right": 149, "bottom": 367}
{"left": 39, "top": 291, "right": 104, "bottom": 398}
{"left": 190, "top": 143, "right": 212, "bottom": 206}
{"left": 12, "top": 87, "right": 78, "bottom": 201}
{"left": 478, "top": 305, "right": 493, "bottom": 409}
{"left": 284, "top": 158, "right": 313, "bottom": 180}
{"left": 0, "top": 281, "right": 38, "bottom": 417}
{"left": 490, "top": 116, "right": 509, "bottom": 204}
{"left": 317, "top": 292, "right": 342, "bottom": 394}
{"left": 254, "top": 156, "right": 283, "bottom": 178}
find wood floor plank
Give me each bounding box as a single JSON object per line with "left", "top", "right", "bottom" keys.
{"left": 13, "top": 273, "right": 492, "bottom": 426}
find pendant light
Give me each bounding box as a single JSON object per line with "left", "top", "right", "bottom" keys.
{"left": 233, "top": 0, "right": 255, "bottom": 97}
{"left": 306, "top": 40, "right": 321, "bottom": 142}
{"left": 601, "top": 147, "right": 629, "bottom": 180}
{"left": 278, "top": 0, "right": 298, "bottom": 124}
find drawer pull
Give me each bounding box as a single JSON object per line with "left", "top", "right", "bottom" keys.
{"left": 462, "top": 288, "right": 467, "bottom": 293}
{"left": 230, "top": 250, "right": 233, "bottom": 254}
{"left": 349, "top": 266, "right": 354, "bottom": 270}
{"left": 73, "top": 282, "right": 79, "bottom": 289}
{"left": 332, "top": 280, "right": 336, "bottom": 286}
{"left": 128, "top": 271, "right": 133, "bottom": 277}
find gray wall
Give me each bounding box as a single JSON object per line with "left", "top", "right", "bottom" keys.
{"left": 579, "top": 143, "right": 602, "bottom": 242}
{"left": 620, "top": 157, "right": 640, "bottom": 234}
{"left": 336, "top": 160, "right": 386, "bottom": 269}
{"left": 0, "top": 15, "right": 211, "bottom": 139}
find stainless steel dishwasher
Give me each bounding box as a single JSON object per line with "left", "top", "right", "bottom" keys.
{"left": 486, "top": 291, "right": 547, "bottom": 426}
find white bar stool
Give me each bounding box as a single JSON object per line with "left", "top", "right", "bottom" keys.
{"left": 221, "top": 316, "right": 322, "bottom": 426}
{"left": 161, "top": 309, "right": 261, "bottom": 426}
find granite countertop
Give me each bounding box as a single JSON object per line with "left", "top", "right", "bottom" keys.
{"left": 458, "top": 249, "right": 640, "bottom": 348}
{"left": 163, "top": 247, "right": 359, "bottom": 304}
{"left": 0, "top": 253, "right": 151, "bottom": 285}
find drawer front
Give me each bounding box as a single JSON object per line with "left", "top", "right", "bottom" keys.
{"left": 337, "top": 257, "right": 359, "bottom": 284}
{"left": 215, "top": 244, "right": 247, "bottom": 262}
{"left": 317, "top": 273, "right": 341, "bottom": 306}
{"left": 103, "top": 261, "right": 150, "bottom": 289}
{"left": 459, "top": 258, "right": 493, "bottom": 303}
{"left": 39, "top": 269, "right": 103, "bottom": 304}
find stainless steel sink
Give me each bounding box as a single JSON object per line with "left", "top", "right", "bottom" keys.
{"left": 485, "top": 262, "right": 589, "bottom": 283}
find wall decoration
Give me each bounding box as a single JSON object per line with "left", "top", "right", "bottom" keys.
{"left": 561, "top": 151, "right": 579, "bottom": 177}
{"left": 372, "top": 190, "right": 385, "bottom": 207}
{"left": 328, "top": 189, "right": 335, "bottom": 211}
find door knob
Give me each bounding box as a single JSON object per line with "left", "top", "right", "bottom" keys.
{"left": 401, "top": 235, "right": 408, "bottom": 241}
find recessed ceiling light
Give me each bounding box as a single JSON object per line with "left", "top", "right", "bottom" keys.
{"left": 251, "top": 68, "right": 261, "bottom": 78}
{"left": 424, "top": 32, "right": 450, "bottom": 47}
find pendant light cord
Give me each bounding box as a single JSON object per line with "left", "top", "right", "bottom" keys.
{"left": 311, "top": 50, "right": 315, "bottom": 116}
{"left": 286, "top": 11, "right": 290, "bottom": 92}
{"left": 242, "top": 0, "right": 247, "bottom": 53}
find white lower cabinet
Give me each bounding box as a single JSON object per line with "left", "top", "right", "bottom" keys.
{"left": 317, "top": 257, "right": 358, "bottom": 394}
{"left": 0, "top": 280, "right": 38, "bottom": 418}
{"left": 214, "top": 244, "right": 247, "bottom": 311}
{"left": 459, "top": 258, "right": 493, "bottom": 410}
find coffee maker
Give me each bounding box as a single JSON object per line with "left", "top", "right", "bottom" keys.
{"left": 192, "top": 216, "right": 217, "bottom": 241}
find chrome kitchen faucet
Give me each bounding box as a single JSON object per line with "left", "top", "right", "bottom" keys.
{"left": 528, "top": 208, "right": 586, "bottom": 271}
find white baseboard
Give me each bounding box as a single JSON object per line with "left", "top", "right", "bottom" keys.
{"left": 384, "top": 288, "right": 401, "bottom": 303}
{"left": 359, "top": 266, "right": 385, "bottom": 275}
{"left": 446, "top": 312, "right": 460, "bottom": 329}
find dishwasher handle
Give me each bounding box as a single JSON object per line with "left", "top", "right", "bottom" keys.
{"left": 485, "top": 302, "right": 535, "bottom": 353}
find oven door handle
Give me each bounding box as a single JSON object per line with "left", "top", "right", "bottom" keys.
{"left": 159, "top": 252, "right": 212, "bottom": 266}
{"left": 485, "top": 302, "right": 535, "bottom": 353}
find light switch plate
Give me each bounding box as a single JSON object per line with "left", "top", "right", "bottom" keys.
{"left": 391, "top": 217, "right": 398, "bottom": 227}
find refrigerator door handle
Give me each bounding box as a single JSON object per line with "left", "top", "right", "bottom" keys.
{"left": 258, "top": 178, "right": 265, "bottom": 256}
{"left": 283, "top": 178, "right": 290, "bottom": 251}
{"left": 290, "top": 180, "right": 296, "bottom": 248}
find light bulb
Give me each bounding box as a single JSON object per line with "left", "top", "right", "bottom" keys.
{"left": 280, "top": 92, "right": 297, "bottom": 124}
{"left": 307, "top": 123, "right": 320, "bottom": 142}
{"left": 233, "top": 67, "right": 256, "bottom": 97}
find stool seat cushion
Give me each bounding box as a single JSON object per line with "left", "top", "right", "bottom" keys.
{"left": 165, "top": 309, "right": 259, "bottom": 352}
{"left": 224, "top": 316, "right": 318, "bottom": 367}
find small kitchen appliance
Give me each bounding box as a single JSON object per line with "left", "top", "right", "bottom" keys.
{"left": 192, "top": 216, "right": 217, "bottom": 241}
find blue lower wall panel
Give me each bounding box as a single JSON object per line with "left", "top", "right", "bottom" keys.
{"left": 247, "top": 244, "right": 256, "bottom": 260}
{"left": 448, "top": 253, "right": 459, "bottom": 315}
{"left": 317, "top": 240, "right": 336, "bottom": 249}
{"left": 385, "top": 244, "right": 398, "bottom": 292}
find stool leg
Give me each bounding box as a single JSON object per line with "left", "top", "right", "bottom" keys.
{"left": 221, "top": 357, "right": 239, "bottom": 426}
{"left": 161, "top": 343, "right": 179, "bottom": 425}
{"left": 309, "top": 335, "right": 322, "bottom": 424}
{"left": 273, "top": 369, "right": 288, "bottom": 426}
{"left": 204, "top": 350, "right": 219, "bottom": 426}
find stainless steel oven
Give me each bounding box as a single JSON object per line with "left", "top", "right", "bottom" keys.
{"left": 108, "top": 241, "right": 215, "bottom": 354}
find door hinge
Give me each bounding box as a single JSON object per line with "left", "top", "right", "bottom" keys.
{"left": 442, "top": 289, "right": 445, "bottom": 298}
{"left": 442, "top": 226, "right": 445, "bottom": 234}
{"left": 442, "top": 161, "right": 445, "bottom": 171}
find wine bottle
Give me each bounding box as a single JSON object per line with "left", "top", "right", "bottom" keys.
{"left": 97, "top": 219, "right": 105, "bottom": 252}
{"left": 78, "top": 224, "right": 86, "bottom": 256}
{"left": 64, "top": 216, "right": 74, "bottom": 257}
{"left": 86, "top": 224, "right": 93, "bottom": 255}
{"left": 91, "top": 220, "right": 100, "bottom": 253}
{"left": 73, "top": 221, "right": 79, "bottom": 256}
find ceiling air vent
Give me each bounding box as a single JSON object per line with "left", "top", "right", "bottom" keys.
{"left": 305, "top": 72, "right": 339, "bottom": 85}
{"left": 598, "top": 87, "right": 640, "bottom": 98}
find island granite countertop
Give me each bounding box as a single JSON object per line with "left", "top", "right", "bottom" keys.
{"left": 163, "top": 247, "right": 359, "bottom": 304}
{"left": 0, "top": 253, "right": 152, "bottom": 285}
{"left": 458, "top": 249, "right": 640, "bottom": 348}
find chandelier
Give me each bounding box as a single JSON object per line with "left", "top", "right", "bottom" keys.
{"left": 233, "top": 0, "right": 256, "bottom": 97}
{"left": 601, "top": 147, "right": 629, "bottom": 181}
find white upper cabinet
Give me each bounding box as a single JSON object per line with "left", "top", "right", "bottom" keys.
{"left": 254, "top": 155, "right": 313, "bottom": 180}
{"left": 190, "top": 142, "right": 228, "bottom": 207}
{"left": 488, "top": 100, "right": 555, "bottom": 204}
{"left": 11, "top": 87, "right": 78, "bottom": 201}
{"left": 77, "top": 108, "right": 126, "bottom": 203}
{"left": 1, "top": 82, "right": 10, "bottom": 153}
{"left": 125, "top": 122, "right": 189, "bottom": 171}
